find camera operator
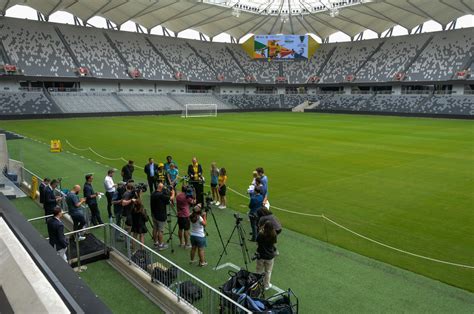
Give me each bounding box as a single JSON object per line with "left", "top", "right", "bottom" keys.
{"left": 112, "top": 181, "right": 126, "bottom": 239}
{"left": 66, "top": 185, "right": 87, "bottom": 241}
{"left": 255, "top": 221, "right": 277, "bottom": 290}
{"left": 84, "top": 174, "right": 103, "bottom": 225}
{"left": 121, "top": 180, "right": 136, "bottom": 234}
{"left": 190, "top": 204, "right": 207, "bottom": 267}
{"left": 176, "top": 185, "right": 195, "bottom": 248}
{"left": 248, "top": 186, "right": 263, "bottom": 242}
{"left": 150, "top": 182, "right": 174, "bottom": 250}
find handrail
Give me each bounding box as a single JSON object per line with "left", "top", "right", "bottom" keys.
{"left": 110, "top": 223, "right": 252, "bottom": 313}
{"left": 64, "top": 223, "right": 106, "bottom": 236}
{"left": 27, "top": 211, "right": 69, "bottom": 222}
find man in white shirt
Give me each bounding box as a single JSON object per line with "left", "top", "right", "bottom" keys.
{"left": 104, "top": 169, "right": 117, "bottom": 222}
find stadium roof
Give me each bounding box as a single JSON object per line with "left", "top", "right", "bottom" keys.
{"left": 1, "top": 0, "right": 472, "bottom": 39}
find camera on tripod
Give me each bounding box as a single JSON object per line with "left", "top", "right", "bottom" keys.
{"left": 234, "top": 213, "right": 243, "bottom": 224}
{"left": 203, "top": 192, "right": 213, "bottom": 212}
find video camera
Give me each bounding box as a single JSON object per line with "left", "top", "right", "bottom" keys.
{"left": 203, "top": 192, "right": 213, "bottom": 212}
{"left": 132, "top": 182, "right": 147, "bottom": 195}
{"left": 234, "top": 213, "right": 243, "bottom": 224}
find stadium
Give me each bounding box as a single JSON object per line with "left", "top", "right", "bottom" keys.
{"left": 0, "top": 0, "right": 473, "bottom": 312}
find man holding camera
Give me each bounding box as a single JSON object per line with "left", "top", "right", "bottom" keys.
{"left": 150, "top": 183, "right": 174, "bottom": 250}
{"left": 121, "top": 180, "right": 137, "bottom": 234}
{"left": 84, "top": 174, "right": 103, "bottom": 225}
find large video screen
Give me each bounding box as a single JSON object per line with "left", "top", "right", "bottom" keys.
{"left": 254, "top": 35, "right": 309, "bottom": 59}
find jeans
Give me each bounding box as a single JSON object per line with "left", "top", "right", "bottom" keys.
{"left": 70, "top": 212, "right": 86, "bottom": 236}
{"left": 88, "top": 203, "right": 103, "bottom": 225}
{"left": 256, "top": 258, "right": 274, "bottom": 289}
{"left": 249, "top": 213, "right": 258, "bottom": 241}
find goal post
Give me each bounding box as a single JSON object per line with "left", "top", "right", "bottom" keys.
{"left": 181, "top": 104, "right": 218, "bottom": 118}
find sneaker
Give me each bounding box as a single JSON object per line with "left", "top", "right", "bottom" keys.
{"left": 189, "top": 260, "right": 196, "bottom": 265}
{"left": 265, "top": 284, "right": 273, "bottom": 291}
{"left": 158, "top": 243, "right": 169, "bottom": 251}
{"left": 185, "top": 244, "right": 192, "bottom": 249}
{"left": 199, "top": 261, "right": 208, "bottom": 267}
{"left": 218, "top": 205, "right": 226, "bottom": 209}
{"left": 179, "top": 243, "right": 185, "bottom": 248}
{"left": 215, "top": 201, "right": 220, "bottom": 206}
{"left": 78, "top": 236, "right": 86, "bottom": 241}
{"left": 153, "top": 242, "right": 160, "bottom": 248}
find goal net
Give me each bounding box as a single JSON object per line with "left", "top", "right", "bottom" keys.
{"left": 181, "top": 104, "right": 218, "bottom": 118}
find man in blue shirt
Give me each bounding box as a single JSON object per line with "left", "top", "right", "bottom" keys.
{"left": 164, "top": 155, "right": 178, "bottom": 172}
{"left": 66, "top": 184, "right": 86, "bottom": 241}
{"left": 248, "top": 186, "right": 264, "bottom": 241}
{"left": 256, "top": 167, "right": 268, "bottom": 203}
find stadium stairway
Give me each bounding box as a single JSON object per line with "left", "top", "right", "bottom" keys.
{"left": 103, "top": 32, "right": 131, "bottom": 74}
{"left": 186, "top": 42, "right": 218, "bottom": 78}
{"left": 226, "top": 46, "right": 249, "bottom": 77}
{"left": 54, "top": 26, "right": 82, "bottom": 72}
{"left": 316, "top": 46, "right": 336, "bottom": 77}
{"left": 145, "top": 37, "right": 178, "bottom": 77}
{"left": 404, "top": 35, "right": 434, "bottom": 79}
{"left": 42, "top": 88, "right": 64, "bottom": 113}
{"left": 354, "top": 41, "right": 385, "bottom": 81}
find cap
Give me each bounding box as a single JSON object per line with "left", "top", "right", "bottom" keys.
{"left": 158, "top": 162, "right": 164, "bottom": 167}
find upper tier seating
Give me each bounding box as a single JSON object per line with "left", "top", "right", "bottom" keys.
{"left": 0, "top": 18, "right": 76, "bottom": 77}
{"left": 320, "top": 40, "right": 380, "bottom": 83}
{"left": 282, "top": 44, "right": 335, "bottom": 84}
{"left": 407, "top": 28, "right": 473, "bottom": 81}
{"left": 107, "top": 31, "right": 174, "bottom": 81}
{"left": 51, "top": 92, "right": 129, "bottom": 113}
{"left": 118, "top": 94, "right": 183, "bottom": 111}
{"left": 148, "top": 37, "right": 215, "bottom": 82}
{"left": 0, "top": 91, "right": 61, "bottom": 114}
{"left": 229, "top": 44, "right": 280, "bottom": 84}
{"left": 188, "top": 41, "right": 245, "bottom": 83}
{"left": 59, "top": 25, "right": 129, "bottom": 79}
{"left": 357, "top": 34, "right": 430, "bottom": 82}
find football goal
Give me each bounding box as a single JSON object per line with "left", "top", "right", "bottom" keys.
{"left": 181, "top": 104, "right": 218, "bottom": 118}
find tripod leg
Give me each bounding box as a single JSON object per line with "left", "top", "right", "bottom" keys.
{"left": 214, "top": 224, "right": 238, "bottom": 270}
{"left": 237, "top": 224, "right": 252, "bottom": 271}
{"left": 209, "top": 209, "right": 227, "bottom": 255}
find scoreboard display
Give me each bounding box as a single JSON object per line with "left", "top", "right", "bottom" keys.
{"left": 242, "top": 34, "right": 319, "bottom": 60}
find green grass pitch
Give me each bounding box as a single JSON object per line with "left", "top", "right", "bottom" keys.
{"left": 2, "top": 112, "right": 474, "bottom": 306}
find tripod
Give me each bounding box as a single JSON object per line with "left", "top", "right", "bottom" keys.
{"left": 164, "top": 203, "right": 179, "bottom": 253}
{"left": 215, "top": 216, "right": 252, "bottom": 271}
{"left": 205, "top": 204, "right": 227, "bottom": 255}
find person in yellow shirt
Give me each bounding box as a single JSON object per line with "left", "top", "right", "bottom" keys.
{"left": 218, "top": 168, "right": 227, "bottom": 209}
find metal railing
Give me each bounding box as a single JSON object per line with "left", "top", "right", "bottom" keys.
{"left": 108, "top": 223, "right": 251, "bottom": 313}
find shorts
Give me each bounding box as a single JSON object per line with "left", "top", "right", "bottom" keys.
{"left": 219, "top": 185, "right": 227, "bottom": 196}
{"left": 210, "top": 183, "right": 217, "bottom": 188}
{"left": 153, "top": 217, "right": 166, "bottom": 232}
{"left": 190, "top": 235, "right": 207, "bottom": 248}
{"left": 178, "top": 217, "right": 190, "bottom": 230}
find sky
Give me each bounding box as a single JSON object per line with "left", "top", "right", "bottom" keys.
{"left": 4, "top": 4, "right": 473, "bottom": 43}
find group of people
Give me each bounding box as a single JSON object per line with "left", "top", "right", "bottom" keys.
{"left": 40, "top": 157, "right": 280, "bottom": 289}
